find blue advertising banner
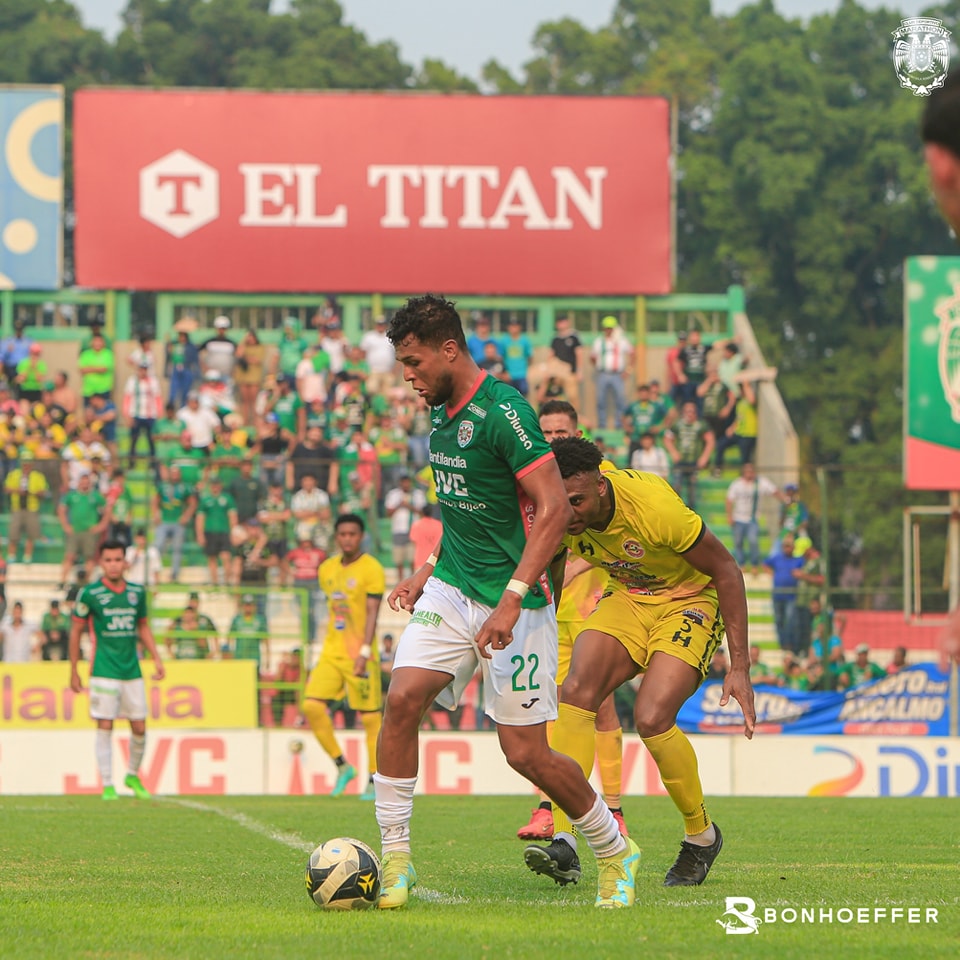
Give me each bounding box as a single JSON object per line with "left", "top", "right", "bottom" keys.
{"left": 0, "top": 87, "right": 63, "bottom": 290}
{"left": 677, "top": 664, "right": 951, "bottom": 736}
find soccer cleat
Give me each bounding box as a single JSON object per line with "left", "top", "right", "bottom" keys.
{"left": 331, "top": 763, "right": 357, "bottom": 797}
{"left": 664, "top": 822, "right": 723, "bottom": 887}
{"left": 517, "top": 806, "right": 554, "bottom": 840}
{"left": 101, "top": 785, "right": 118, "bottom": 801}
{"left": 379, "top": 852, "right": 417, "bottom": 909}
{"left": 359, "top": 780, "right": 376, "bottom": 801}
{"left": 595, "top": 837, "right": 641, "bottom": 908}
{"left": 523, "top": 837, "right": 581, "bottom": 886}
{"left": 611, "top": 808, "right": 629, "bottom": 837}
{"left": 124, "top": 774, "right": 152, "bottom": 799}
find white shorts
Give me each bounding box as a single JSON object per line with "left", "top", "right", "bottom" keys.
{"left": 393, "top": 577, "right": 558, "bottom": 726}
{"left": 88, "top": 677, "right": 148, "bottom": 721}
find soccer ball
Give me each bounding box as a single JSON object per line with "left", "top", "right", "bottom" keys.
{"left": 305, "top": 838, "right": 381, "bottom": 910}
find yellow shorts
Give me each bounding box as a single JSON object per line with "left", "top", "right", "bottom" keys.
{"left": 556, "top": 620, "right": 582, "bottom": 686}
{"left": 584, "top": 589, "right": 724, "bottom": 681}
{"left": 304, "top": 654, "right": 382, "bottom": 712}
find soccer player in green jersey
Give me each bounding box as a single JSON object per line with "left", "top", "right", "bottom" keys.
{"left": 375, "top": 295, "right": 641, "bottom": 910}
{"left": 69, "top": 539, "right": 166, "bottom": 800}
{"left": 524, "top": 438, "right": 755, "bottom": 889}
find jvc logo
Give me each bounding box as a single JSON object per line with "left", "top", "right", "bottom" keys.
{"left": 435, "top": 470, "right": 470, "bottom": 497}
{"left": 106, "top": 614, "right": 135, "bottom": 633}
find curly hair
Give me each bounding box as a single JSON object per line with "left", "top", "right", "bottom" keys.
{"left": 387, "top": 295, "right": 467, "bottom": 350}
{"left": 551, "top": 436, "right": 603, "bottom": 479}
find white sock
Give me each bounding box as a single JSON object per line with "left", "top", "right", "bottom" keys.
{"left": 685, "top": 823, "right": 716, "bottom": 847}
{"left": 572, "top": 793, "right": 626, "bottom": 860}
{"left": 96, "top": 729, "right": 113, "bottom": 787}
{"left": 128, "top": 734, "right": 146, "bottom": 776}
{"left": 373, "top": 772, "right": 417, "bottom": 855}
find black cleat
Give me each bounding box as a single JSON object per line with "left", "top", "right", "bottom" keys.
{"left": 524, "top": 837, "right": 582, "bottom": 886}
{"left": 664, "top": 822, "right": 723, "bottom": 887}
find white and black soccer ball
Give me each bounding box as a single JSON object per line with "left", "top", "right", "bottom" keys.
{"left": 305, "top": 838, "right": 381, "bottom": 910}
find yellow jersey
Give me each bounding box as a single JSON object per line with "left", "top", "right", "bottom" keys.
{"left": 564, "top": 469, "right": 712, "bottom": 604}
{"left": 318, "top": 552, "right": 386, "bottom": 660}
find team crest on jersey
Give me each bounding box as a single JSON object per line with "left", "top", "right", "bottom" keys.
{"left": 127, "top": 591, "right": 138, "bottom": 605}
{"left": 347, "top": 578, "right": 356, "bottom": 589}
{"left": 622, "top": 539, "right": 645, "bottom": 559}
{"left": 457, "top": 421, "right": 475, "bottom": 448}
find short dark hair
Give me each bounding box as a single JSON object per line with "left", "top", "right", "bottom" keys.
{"left": 387, "top": 294, "right": 467, "bottom": 350}
{"left": 335, "top": 512, "right": 366, "bottom": 533}
{"left": 539, "top": 399, "right": 578, "bottom": 423}
{"left": 99, "top": 538, "right": 127, "bottom": 555}
{"left": 922, "top": 67, "right": 960, "bottom": 157}
{"left": 551, "top": 436, "right": 604, "bottom": 479}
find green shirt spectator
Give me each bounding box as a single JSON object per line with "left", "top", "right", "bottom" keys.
{"left": 270, "top": 380, "right": 301, "bottom": 436}
{"left": 154, "top": 411, "right": 185, "bottom": 460}
{"left": 155, "top": 477, "right": 193, "bottom": 524}
{"left": 227, "top": 597, "right": 268, "bottom": 666}
{"left": 171, "top": 444, "right": 207, "bottom": 486}
{"left": 208, "top": 435, "right": 246, "bottom": 487}
{"left": 16, "top": 352, "right": 47, "bottom": 393}
{"left": 197, "top": 487, "right": 236, "bottom": 534}
{"left": 61, "top": 485, "right": 107, "bottom": 532}
{"left": 278, "top": 320, "right": 310, "bottom": 378}
{"left": 77, "top": 335, "right": 115, "bottom": 397}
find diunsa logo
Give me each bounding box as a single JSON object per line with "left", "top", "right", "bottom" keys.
{"left": 140, "top": 149, "right": 219, "bottom": 238}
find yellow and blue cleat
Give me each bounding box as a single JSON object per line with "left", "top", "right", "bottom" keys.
{"left": 595, "top": 837, "right": 641, "bottom": 908}
{"left": 378, "top": 852, "right": 417, "bottom": 909}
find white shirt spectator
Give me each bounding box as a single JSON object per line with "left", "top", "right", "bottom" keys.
{"left": 320, "top": 334, "right": 347, "bottom": 375}
{"left": 1, "top": 616, "right": 39, "bottom": 662}
{"left": 122, "top": 372, "right": 164, "bottom": 420}
{"left": 360, "top": 329, "right": 395, "bottom": 374}
{"left": 62, "top": 439, "right": 111, "bottom": 489}
{"left": 125, "top": 543, "right": 162, "bottom": 586}
{"left": 726, "top": 474, "right": 778, "bottom": 524}
{"left": 290, "top": 487, "right": 332, "bottom": 543}
{"left": 630, "top": 445, "right": 671, "bottom": 480}
{"left": 295, "top": 355, "right": 327, "bottom": 404}
{"left": 384, "top": 486, "right": 427, "bottom": 536}
{"left": 177, "top": 403, "right": 221, "bottom": 449}
{"left": 591, "top": 329, "right": 632, "bottom": 373}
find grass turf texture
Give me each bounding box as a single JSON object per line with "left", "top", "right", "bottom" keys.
{"left": 0, "top": 795, "right": 956, "bottom": 959}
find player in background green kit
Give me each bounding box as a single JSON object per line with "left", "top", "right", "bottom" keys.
{"left": 375, "top": 295, "right": 641, "bottom": 911}
{"left": 69, "top": 539, "right": 165, "bottom": 800}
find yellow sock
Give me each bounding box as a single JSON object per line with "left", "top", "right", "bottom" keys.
{"left": 302, "top": 698, "right": 343, "bottom": 761}
{"left": 550, "top": 702, "right": 597, "bottom": 836}
{"left": 595, "top": 727, "right": 623, "bottom": 810}
{"left": 360, "top": 711, "right": 382, "bottom": 775}
{"left": 642, "top": 725, "right": 710, "bottom": 835}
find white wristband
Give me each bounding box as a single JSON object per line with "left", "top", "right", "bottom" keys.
{"left": 505, "top": 579, "right": 530, "bottom": 599}
{"left": 426, "top": 553, "right": 439, "bottom": 567}
{"left": 359, "top": 644, "right": 372, "bottom": 659}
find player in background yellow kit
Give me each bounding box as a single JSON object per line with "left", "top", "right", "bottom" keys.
{"left": 302, "top": 513, "right": 386, "bottom": 800}
{"left": 517, "top": 400, "right": 629, "bottom": 840}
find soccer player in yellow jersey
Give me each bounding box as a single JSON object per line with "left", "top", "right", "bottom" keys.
{"left": 302, "top": 513, "right": 386, "bottom": 800}
{"left": 518, "top": 400, "right": 629, "bottom": 840}
{"left": 525, "top": 437, "right": 755, "bottom": 889}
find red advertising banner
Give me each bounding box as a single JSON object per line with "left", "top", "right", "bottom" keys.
{"left": 73, "top": 89, "right": 670, "bottom": 295}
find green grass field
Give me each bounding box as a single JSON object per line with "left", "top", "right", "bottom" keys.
{"left": 1, "top": 795, "right": 957, "bottom": 959}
